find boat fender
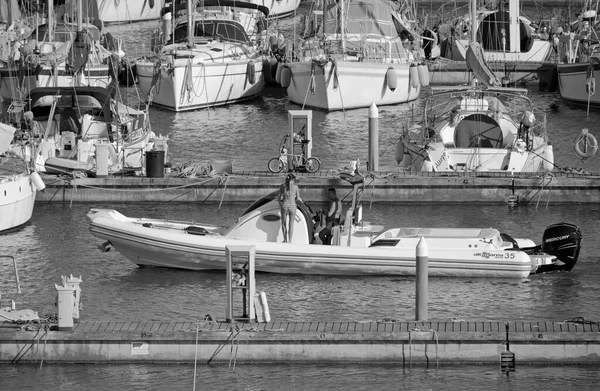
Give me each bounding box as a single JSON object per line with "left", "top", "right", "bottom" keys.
{"left": 262, "top": 58, "right": 274, "bottom": 83}
{"left": 586, "top": 63, "right": 595, "bottom": 95}
{"left": 142, "top": 223, "right": 154, "bottom": 228}
{"left": 543, "top": 145, "right": 554, "bottom": 172}
{"left": 280, "top": 66, "right": 292, "bottom": 88}
{"left": 386, "top": 67, "right": 397, "bottom": 91}
{"left": 395, "top": 139, "right": 404, "bottom": 163}
{"left": 421, "top": 158, "right": 434, "bottom": 172}
{"left": 574, "top": 129, "right": 598, "bottom": 159}
{"left": 409, "top": 63, "right": 420, "bottom": 89}
{"left": 417, "top": 63, "right": 430, "bottom": 87}
{"left": 30, "top": 171, "right": 45, "bottom": 192}
{"left": 246, "top": 60, "right": 256, "bottom": 85}
{"left": 186, "top": 226, "right": 209, "bottom": 236}
{"left": 275, "top": 62, "right": 284, "bottom": 84}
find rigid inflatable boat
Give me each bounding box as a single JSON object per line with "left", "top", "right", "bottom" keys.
{"left": 88, "top": 174, "right": 582, "bottom": 278}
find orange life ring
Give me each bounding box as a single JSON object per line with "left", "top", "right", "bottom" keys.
{"left": 574, "top": 131, "right": 598, "bottom": 159}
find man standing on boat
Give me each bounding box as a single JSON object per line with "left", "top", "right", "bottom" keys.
{"left": 278, "top": 173, "right": 302, "bottom": 243}
{"left": 319, "top": 188, "right": 343, "bottom": 245}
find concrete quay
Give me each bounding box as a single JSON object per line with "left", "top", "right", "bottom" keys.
{"left": 1, "top": 320, "right": 599, "bottom": 365}
{"left": 36, "top": 170, "right": 600, "bottom": 204}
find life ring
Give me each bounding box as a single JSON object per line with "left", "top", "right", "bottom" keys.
{"left": 574, "top": 130, "right": 598, "bottom": 159}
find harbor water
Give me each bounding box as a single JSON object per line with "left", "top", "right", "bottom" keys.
{"left": 3, "top": 4, "right": 600, "bottom": 390}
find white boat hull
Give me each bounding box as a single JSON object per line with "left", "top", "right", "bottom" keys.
{"left": 285, "top": 61, "right": 420, "bottom": 110}
{"left": 0, "top": 174, "right": 36, "bottom": 233}
{"left": 136, "top": 58, "right": 265, "bottom": 111}
{"left": 451, "top": 39, "right": 553, "bottom": 63}
{"left": 89, "top": 213, "right": 534, "bottom": 278}
{"left": 557, "top": 62, "right": 600, "bottom": 105}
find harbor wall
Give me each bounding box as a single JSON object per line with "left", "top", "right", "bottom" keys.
{"left": 2, "top": 321, "right": 599, "bottom": 364}
{"left": 35, "top": 172, "right": 600, "bottom": 204}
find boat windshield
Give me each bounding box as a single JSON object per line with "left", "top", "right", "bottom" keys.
{"left": 172, "top": 20, "right": 249, "bottom": 44}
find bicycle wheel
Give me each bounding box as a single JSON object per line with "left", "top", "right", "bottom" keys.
{"left": 268, "top": 157, "right": 285, "bottom": 173}
{"left": 305, "top": 158, "right": 321, "bottom": 173}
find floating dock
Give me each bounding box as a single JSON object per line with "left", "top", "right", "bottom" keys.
{"left": 1, "top": 320, "right": 599, "bottom": 364}
{"left": 37, "top": 171, "right": 600, "bottom": 204}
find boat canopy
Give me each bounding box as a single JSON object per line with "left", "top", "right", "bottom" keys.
{"left": 28, "top": 23, "right": 101, "bottom": 42}
{"left": 27, "top": 86, "right": 114, "bottom": 124}
{"left": 172, "top": 19, "right": 250, "bottom": 44}
{"left": 161, "top": 0, "right": 269, "bottom": 17}
{"left": 478, "top": 11, "right": 534, "bottom": 52}
{"left": 324, "top": 0, "right": 396, "bottom": 38}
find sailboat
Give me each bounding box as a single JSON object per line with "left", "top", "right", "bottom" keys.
{"left": 283, "top": 0, "right": 423, "bottom": 111}
{"left": 398, "top": 3, "right": 555, "bottom": 174}
{"left": 556, "top": 9, "right": 599, "bottom": 108}
{"left": 0, "top": 122, "right": 45, "bottom": 234}
{"left": 430, "top": 0, "right": 555, "bottom": 86}
{"left": 0, "top": 0, "right": 115, "bottom": 100}
{"left": 136, "top": 0, "right": 267, "bottom": 112}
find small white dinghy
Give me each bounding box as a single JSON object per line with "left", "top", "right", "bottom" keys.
{"left": 88, "top": 173, "right": 582, "bottom": 278}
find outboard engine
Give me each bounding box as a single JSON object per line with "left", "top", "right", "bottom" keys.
{"left": 540, "top": 222, "right": 582, "bottom": 272}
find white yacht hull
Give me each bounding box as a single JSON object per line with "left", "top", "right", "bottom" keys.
{"left": 136, "top": 58, "right": 265, "bottom": 111}
{"left": 0, "top": 174, "right": 36, "bottom": 233}
{"left": 285, "top": 61, "right": 420, "bottom": 111}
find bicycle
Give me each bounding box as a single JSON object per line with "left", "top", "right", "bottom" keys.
{"left": 268, "top": 150, "right": 321, "bottom": 173}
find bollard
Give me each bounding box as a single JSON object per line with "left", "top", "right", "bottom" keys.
{"left": 368, "top": 102, "right": 379, "bottom": 172}
{"left": 415, "top": 237, "right": 428, "bottom": 321}
{"left": 55, "top": 284, "right": 74, "bottom": 330}
{"left": 63, "top": 275, "right": 82, "bottom": 322}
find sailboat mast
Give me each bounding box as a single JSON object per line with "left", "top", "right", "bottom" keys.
{"left": 77, "top": 0, "right": 83, "bottom": 29}
{"left": 470, "top": 0, "right": 476, "bottom": 44}
{"left": 340, "top": 0, "right": 345, "bottom": 55}
{"left": 48, "top": 0, "right": 54, "bottom": 43}
{"left": 187, "top": 0, "right": 194, "bottom": 47}
{"left": 508, "top": 0, "right": 519, "bottom": 52}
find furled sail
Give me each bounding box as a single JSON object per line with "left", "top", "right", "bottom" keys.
{"left": 465, "top": 42, "right": 500, "bottom": 87}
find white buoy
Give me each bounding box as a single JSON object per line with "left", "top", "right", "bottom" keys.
{"left": 30, "top": 171, "right": 45, "bottom": 192}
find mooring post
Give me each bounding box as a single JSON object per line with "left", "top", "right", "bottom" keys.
{"left": 415, "top": 237, "right": 428, "bottom": 321}
{"left": 368, "top": 102, "right": 379, "bottom": 172}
